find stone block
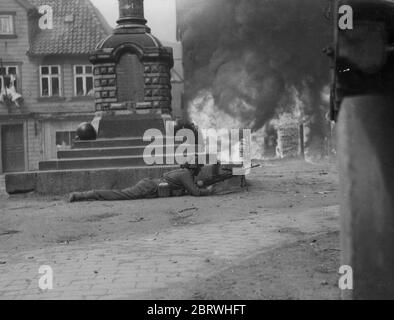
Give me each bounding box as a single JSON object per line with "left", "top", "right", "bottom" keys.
{"left": 5, "top": 172, "right": 37, "bottom": 194}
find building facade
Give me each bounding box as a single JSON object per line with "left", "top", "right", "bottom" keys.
{"left": 0, "top": 0, "right": 111, "bottom": 173}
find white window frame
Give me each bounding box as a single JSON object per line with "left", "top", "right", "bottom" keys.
{"left": 0, "top": 65, "right": 19, "bottom": 90}
{"left": 39, "top": 65, "right": 62, "bottom": 97}
{"left": 0, "top": 14, "right": 14, "bottom": 35}
{"left": 56, "top": 131, "right": 77, "bottom": 150}
{"left": 74, "top": 65, "right": 94, "bottom": 97}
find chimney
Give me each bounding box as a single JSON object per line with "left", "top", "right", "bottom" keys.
{"left": 117, "top": 0, "right": 147, "bottom": 27}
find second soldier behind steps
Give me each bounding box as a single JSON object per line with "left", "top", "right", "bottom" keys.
{"left": 68, "top": 163, "right": 213, "bottom": 202}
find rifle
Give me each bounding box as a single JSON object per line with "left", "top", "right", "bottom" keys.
{"left": 201, "top": 164, "right": 261, "bottom": 187}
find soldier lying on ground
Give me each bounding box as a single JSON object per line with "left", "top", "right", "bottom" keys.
{"left": 68, "top": 163, "right": 213, "bottom": 202}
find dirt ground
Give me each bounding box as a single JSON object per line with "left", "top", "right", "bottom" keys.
{"left": 187, "top": 232, "right": 340, "bottom": 300}
{"left": 0, "top": 159, "right": 341, "bottom": 300}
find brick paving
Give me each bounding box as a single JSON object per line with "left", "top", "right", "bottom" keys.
{"left": 0, "top": 205, "right": 339, "bottom": 300}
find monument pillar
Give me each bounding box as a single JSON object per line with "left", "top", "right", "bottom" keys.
{"left": 90, "top": 0, "right": 174, "bottom": 138}
{"left": 117, "top": 0, "right": 147, "bottom": 26}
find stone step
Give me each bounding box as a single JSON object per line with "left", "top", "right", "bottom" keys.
{"left": 58, "top": 145, "right": 197, "bottom": 159}
{"left": 40, "top": 156, "right": 161, "bottom": 171}
{"left": 97, "top": 114, "right": 166, "bottom": 139}
{"left": 73, "top": 137, "right": 150, "bottom": 149}
{"left": 6, "top": 165, "right": 242, "bottom": 195}
{"left": 40, "top": 154, "right": 216, "bottom": 171}
{"left": 6, "top": 166, "right": 179, "bottom": 195}
{"left": 72, "top": 137, "right": 189, "bottom": 149}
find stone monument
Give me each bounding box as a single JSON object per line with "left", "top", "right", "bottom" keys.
{"left": 5, "top": 0, "right": 181, "bottom": 194}
{"left": 90, "top": 0, "right": 174, "bottom": 138}
{"left": 5, "top": 0, "right": 240, "bottom": 195}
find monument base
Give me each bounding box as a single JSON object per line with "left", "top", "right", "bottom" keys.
{"left": 6, "top": 166, "right": 178, "bottom": 195}
{"left": 6, "top": 166, "right": 243, "bottom": 196}
{"left": 92, "top": 110, "right": 171, "bottom": 139}
{"left": 5, "top": 111, "right": 244, "bottom": 196}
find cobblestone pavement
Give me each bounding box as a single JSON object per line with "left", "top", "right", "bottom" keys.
{"left": 0, "top": 204, "right": 339, "bottom": 300}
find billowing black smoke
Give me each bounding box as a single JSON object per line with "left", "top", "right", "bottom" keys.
{"left": 177, "top": 0, "right": 333, "bottom": 150}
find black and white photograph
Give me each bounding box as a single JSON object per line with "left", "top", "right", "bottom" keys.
{"left": 0, "top": 0, "right": 393, "bottom": 304}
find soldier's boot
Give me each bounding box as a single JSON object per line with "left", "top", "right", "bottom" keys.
{"left": 68, "top": 191, "right": 97, "bottom": 202}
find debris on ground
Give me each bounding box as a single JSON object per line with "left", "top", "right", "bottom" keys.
{"left": 0, "top": 230, "right": 20, "bottom": 236}
{"left": 178, "top": 207, "right": 198, "bottom": 214}
{"left": 129, "top": 217, "right": 144, "bottom": 223}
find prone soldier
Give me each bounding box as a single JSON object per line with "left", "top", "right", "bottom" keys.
{"left": 68, "top": 162, "right": 214, "bottom": 202}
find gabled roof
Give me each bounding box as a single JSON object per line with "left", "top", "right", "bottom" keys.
{"left": 27, "top": 0, "right": 112, "bottom": 56}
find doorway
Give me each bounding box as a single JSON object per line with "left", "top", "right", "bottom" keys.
{"left": 1, "top": 124, "right": 25, "bottom": 173}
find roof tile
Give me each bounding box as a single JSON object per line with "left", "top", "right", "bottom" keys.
{"left": 28, "top": 0, "right": 112, "bottom": 55}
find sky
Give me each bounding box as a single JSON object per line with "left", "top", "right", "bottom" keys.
{"left": 90, "top": 0, "right": 177, "bottom": 43}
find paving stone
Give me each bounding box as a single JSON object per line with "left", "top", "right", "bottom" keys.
{"left": 0, "top": 206, "right": 338, "bottom": 300}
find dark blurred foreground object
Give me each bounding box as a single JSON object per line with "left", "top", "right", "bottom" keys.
{"left": 76, "top": 122, "right": 97, "bottom": 141}
{"left": 327, "top": 0, "right": 394, "bottom": 121}
{"left": 327, "top": 0, "right": 394, "bottom": 299}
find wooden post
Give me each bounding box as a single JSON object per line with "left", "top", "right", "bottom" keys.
{"left": 299, "top": 123, "right": 305, "bottom": 160}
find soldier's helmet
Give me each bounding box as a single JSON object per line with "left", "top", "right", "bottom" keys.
{"left": 181, "top": 157, "right": 205, "bottom": 176}
{"left": 76, "top": 122, "right": 97, "bottom": 141}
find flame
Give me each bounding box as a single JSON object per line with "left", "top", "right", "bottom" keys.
{"left": 188, "top": 90, "right": 268, "bottom": 161}
{"left": 188, "top": 86, "right": 317, "bottom": 161}
{"left": 188, "top": 90, "right": 247, "bottom": 130}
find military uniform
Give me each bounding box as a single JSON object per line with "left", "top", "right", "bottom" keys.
{"left": 69, "top": 169, "right": 211, "bottom": 202}
{"left": 161, "top": 169, "right": 212, "bottom": 197}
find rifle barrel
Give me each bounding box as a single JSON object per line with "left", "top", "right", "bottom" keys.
{"left": 203, "top": 164, "right": 261, "bottom": 187}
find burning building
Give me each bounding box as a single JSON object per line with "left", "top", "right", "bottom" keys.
{"left": 176, "top": 0, "right": 333, "bottom": 159}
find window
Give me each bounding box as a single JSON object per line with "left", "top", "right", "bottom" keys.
{"left": 0, "top": 65, "right": 19, "bottom": 91}
{"left": 56, "top": 131, "right": 76, "bottom": 150}
{"left": 0, "top": 15, "right": 14, "bottom": 35}
{"left": 74, "top": 65, "right": 93, "bottom": 96}
{"left": 40, "top": 66, "right": 61, "bottom": 97}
